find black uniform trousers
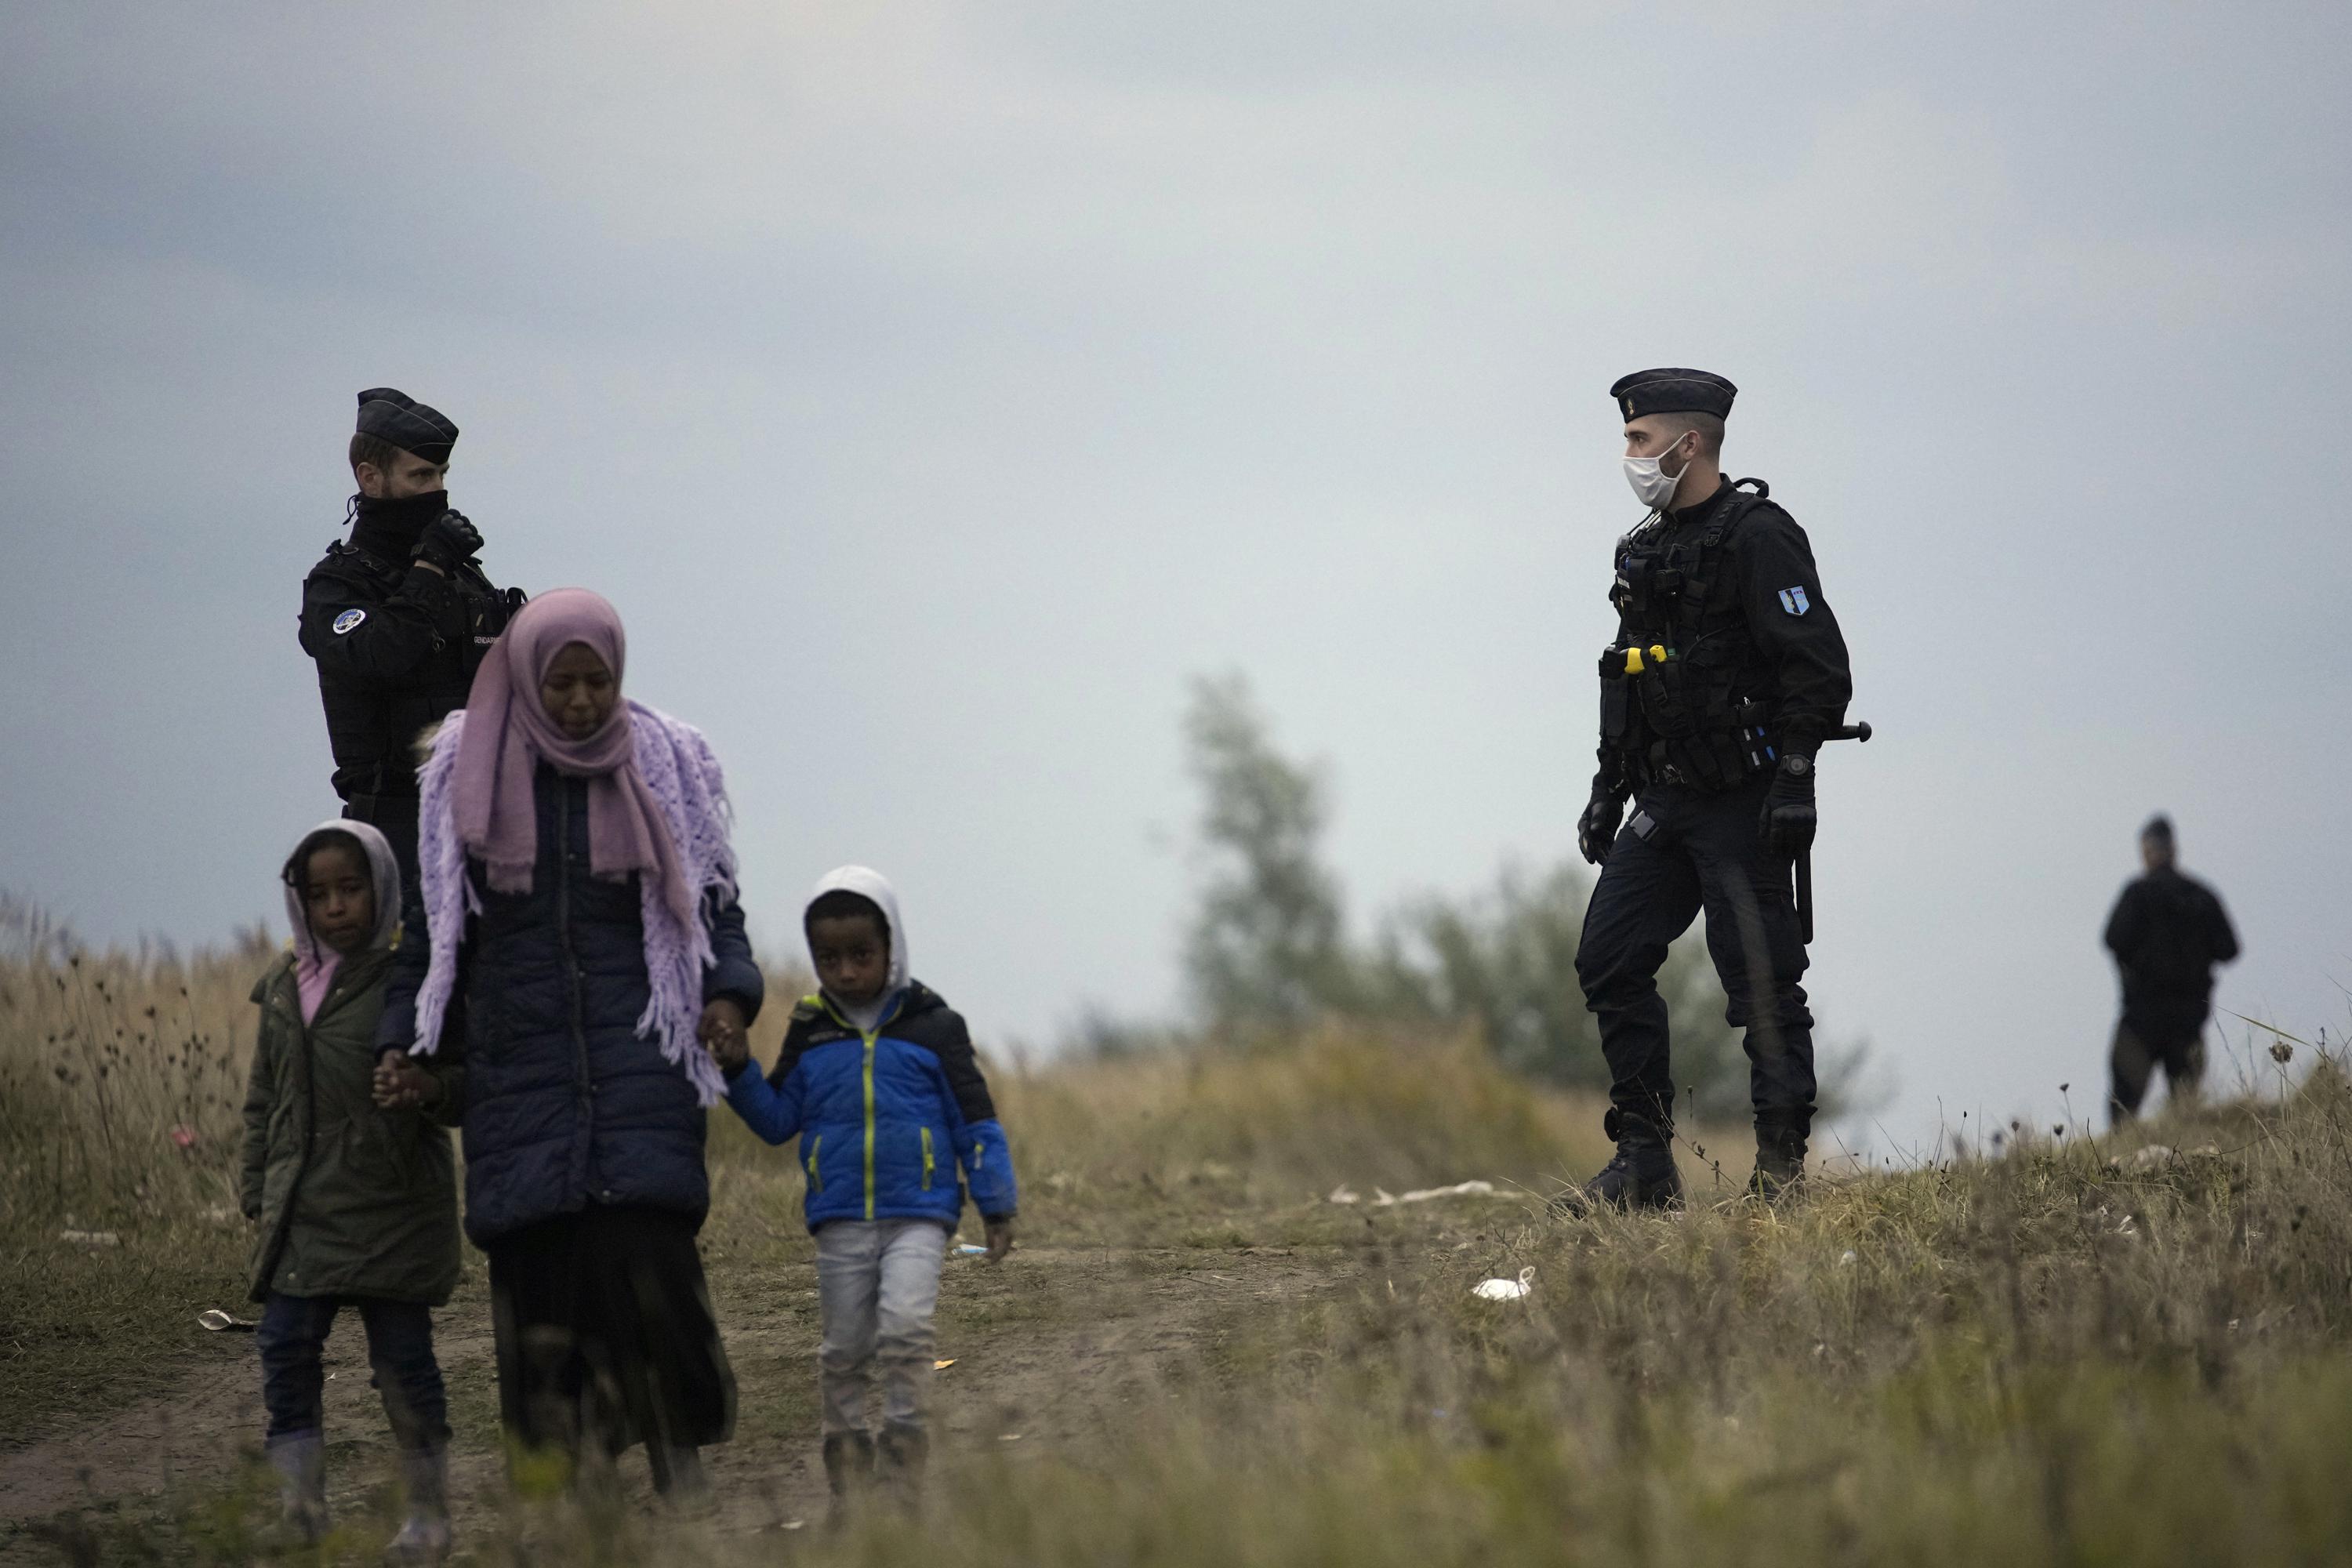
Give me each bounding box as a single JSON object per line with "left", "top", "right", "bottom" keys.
{"left": 341, "top": 791, "right": 422, "bottom": 896}
{"left": 1574, "top": 773, "right": 1817, "bottom": 1134}
{"left": 2108, "top": 1018, "right": 2206, "bottom": 1122}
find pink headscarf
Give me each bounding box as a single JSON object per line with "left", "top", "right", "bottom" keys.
{"left": 446, "top": 588, "right": 695, "bottom": 931}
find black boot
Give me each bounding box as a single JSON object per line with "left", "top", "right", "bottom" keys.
{"left": 877, "top": 1422, "right": 927, "bottom": 1512}
{"left": 1747, "top": 1118, "right": 1809, "bottom": 1201}
{"left": 822, "top": 1432, "right": 875, "bottom": 1530}
{"left": 1554, "top": 1110, "right": 1682, "bottom": 1214}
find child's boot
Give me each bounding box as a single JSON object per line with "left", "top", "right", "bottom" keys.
{"left": 822, "top": 1432, "right": 875, "bottom": 1529}
{"left": 267, "top": 1431, "right": 330, "bottom": 1543}
{"left": 386, "top": 1444, "right": 452, "bottom": 1563}
{"left": 877, "top": 1422, "right": 927, "bottom": 1512}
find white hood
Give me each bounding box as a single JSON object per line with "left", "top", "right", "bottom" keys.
{"left": 281, "top": 818, "right": 403, "bottom": 964}
{"left": 808, "top": 864, "right": 908, "bottom": 1030}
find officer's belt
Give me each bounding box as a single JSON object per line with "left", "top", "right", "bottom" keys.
{"left": 350, "top": 762, "right": 421, "bottom": 799}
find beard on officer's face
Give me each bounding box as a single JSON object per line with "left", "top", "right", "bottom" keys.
{"left": 359, "top": 452, "right": 450, "bottom": 500}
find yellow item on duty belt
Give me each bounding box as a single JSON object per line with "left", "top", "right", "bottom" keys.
{"left": 1623, "top": 644, "right": 1670, "bottom": 674}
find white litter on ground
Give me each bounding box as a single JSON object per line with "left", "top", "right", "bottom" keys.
{"left": 1393, "top": 1180, "right": 1497, "bottom": 1205}
{"left": 59, "top": 1230, "right": 119, "bottom": 1247}
{"left": 1472, "top": 1267, "right": 1535, "bottom": 1301}
{"left": 1329, "top": 1180, "right": 1501, "bottom": 1207}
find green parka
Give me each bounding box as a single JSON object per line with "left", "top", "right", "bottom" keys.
{"left": 239, "top": 946, "right": 462, "bottom": 1305}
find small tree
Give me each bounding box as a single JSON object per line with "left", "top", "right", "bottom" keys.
{"left": 1181, "top": 674, "right": 1358, "bottom": 1030}
{"left": 1367, "top": 864, "right": 1750, "bottom": 1116}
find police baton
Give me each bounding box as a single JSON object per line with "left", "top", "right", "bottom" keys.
{"left": 1795, "top": 721, "right": 1871, "bottom": 945}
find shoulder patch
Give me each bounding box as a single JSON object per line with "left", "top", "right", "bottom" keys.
{"left": 332, "top": 607, "right": 368, "bottom": 635}
{"left": 1777, "top": 586, "right": 1811, "bottom": 616}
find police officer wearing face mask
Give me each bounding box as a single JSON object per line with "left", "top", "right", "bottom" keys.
{"left": 299, "top": 389, "right": 522, "bottom": 884}
{"left": 1564, "top": 369, "right": 1853, "bottom": 1210}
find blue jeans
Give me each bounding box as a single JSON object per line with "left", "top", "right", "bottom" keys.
{"left": 257, "top": 1293, "right": 449, "bottom": 1453}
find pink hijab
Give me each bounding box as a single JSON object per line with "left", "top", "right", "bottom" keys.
{"left": 447, "top": 588, "right": 695, "bottom": 931}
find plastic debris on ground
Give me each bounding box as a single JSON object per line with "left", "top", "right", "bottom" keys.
{"left": 1329, "top": 1179, "right": 1500, "bottom": 1207}
{"left": 953, "top": 1243, "right": 989, "bottom": 1257}
{"left": 934, "top": 1359, "right": 956, "bottom": 1370}
{"left": 1472, "top": 1267, "right": 1535, "bottom": 1301}
{"left": 198, "top": 1308, "right": 258, "bottom": 1332}
{"left": 60, "top": 1230, "right": 121, "bottom": 1247}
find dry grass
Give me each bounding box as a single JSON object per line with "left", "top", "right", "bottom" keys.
{"left": 0, "top": 941, "right": 271, "bottom": 1431}
{"left": 7, "top": 930, "right": 2352, "bottom": 1565}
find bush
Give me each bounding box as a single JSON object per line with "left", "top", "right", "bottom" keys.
{"left": 1177, "top": 673, "right": 1748, "bottom": 1111}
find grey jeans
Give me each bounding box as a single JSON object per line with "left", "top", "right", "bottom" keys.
{"left": 815, "top": 1218, "right": 949, "bottom": 1435}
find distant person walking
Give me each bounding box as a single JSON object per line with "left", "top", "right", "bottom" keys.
{"left": 2103, "top": 815, "right": 2239, "bottom": 1124}
{"left": 374, "top": 589, "right": 762, "bottom": 1497}
{"left": 301, "top": 388, "right": 522, "bottom": 886}
{"left": 1567, "top": 369, "right": 1854, "bottom": 1209}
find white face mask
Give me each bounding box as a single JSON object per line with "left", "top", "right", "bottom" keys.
{"left": 1622, "top": 432, "right": 1692, "bottom": 511}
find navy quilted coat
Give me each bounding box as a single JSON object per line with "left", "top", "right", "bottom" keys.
{"left": 378, "top": 764, "right": 763, "bottom": 1244}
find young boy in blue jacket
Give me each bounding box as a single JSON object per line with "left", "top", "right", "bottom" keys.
{"left": 708, "top": 866, "right": 1017, "bottom": 1515}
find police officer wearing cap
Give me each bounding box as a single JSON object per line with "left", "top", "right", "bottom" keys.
{"left": 1565, "top": 369, "right": 1853, "bottom": 1210}
{"left": 300, "top": 389, "right": 521, "bottom": 884}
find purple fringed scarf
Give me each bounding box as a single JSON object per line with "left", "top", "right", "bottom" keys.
{"left": 407, "top": 699, "right": 739, "bottom": 1106}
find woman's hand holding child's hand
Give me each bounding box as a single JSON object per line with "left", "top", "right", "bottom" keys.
{"left": 372, "top": 1051, "right": 441, "bottom": 1110}
{"left": 984, "top": 1218, "right": 1016, "bottom": 1263}
{"left": 699, "top": 998, "right": 750, "bottom": 1076}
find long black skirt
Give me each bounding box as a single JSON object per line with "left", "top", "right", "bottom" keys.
{"left": 486, "top": 1203, "right": 735, "bottom": 1457}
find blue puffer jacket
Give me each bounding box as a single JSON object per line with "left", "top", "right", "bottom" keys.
{"left": 724, "top": 984, "right": 1018, "bottom": 1232}
{"left": 379, "top": 764, "right": 764, "bottom": 1244}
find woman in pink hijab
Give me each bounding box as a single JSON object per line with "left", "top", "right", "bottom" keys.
{"left": 376, "top": 588, "right": 761, "bottom": 1497}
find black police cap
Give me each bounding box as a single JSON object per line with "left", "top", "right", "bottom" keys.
{"left": 354, "top": 388, "right": 459, "bottom": 464}
{"left": 1610, "top": 368, "right": 1737, "bottom": 423}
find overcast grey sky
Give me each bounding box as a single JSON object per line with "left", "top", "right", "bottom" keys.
{"left": 5, "top": 2, "right": 2348, "bottom": 1152}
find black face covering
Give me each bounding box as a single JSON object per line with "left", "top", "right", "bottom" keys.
{"left": 350, "top": 489, "right": 449, "bottom": 557}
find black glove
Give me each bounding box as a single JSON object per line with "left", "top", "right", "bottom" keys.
{"left": 416, "top": 509, "right": 484, "bottom": 572}
{"left": 1759, "top": 754, "right": 1817, "bottom": 858}
{"left": 1578, "top": 789, "right": 1625, "bottom": 866}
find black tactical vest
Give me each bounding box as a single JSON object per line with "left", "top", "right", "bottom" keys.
{"left": 1598, "top": 478, "right": 1778, "bottom": 792}
{"left": 309, "top": 541, "right": 518, "bottom": 800}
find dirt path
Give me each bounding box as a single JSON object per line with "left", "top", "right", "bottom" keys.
{"left": 0, "top": 1236, "right": 1356, "bottom": 1561}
